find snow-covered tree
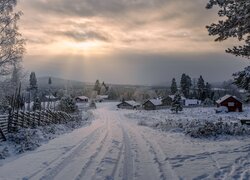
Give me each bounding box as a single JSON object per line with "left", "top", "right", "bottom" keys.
{"left": 93, "top": 80, "right": 101, "bottom": 95}
{"left": 0, "top": 0, "right": 25, "bottom": 75}
{"left": 206, "top": 0, "right": 250, "bottom": 58}
{"left": 171, "top": 93, "right": 183, "bottom": 114}
{"left": 58, "top": 96, "right": 78, "bottom": 113}
{"left": 170, "top": 78, "right": 178, "bottom": 94}
{"left": 33, "top": 97, "right": 41, "bottom": 111}
{"left": 233, "top": 66, "right": 250, "bottom": 100}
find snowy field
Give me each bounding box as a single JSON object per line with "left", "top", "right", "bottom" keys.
{"left": 125, "top": 106, "right": 250, "bottom": 138}
{"left": 0, "top": 102, "right": 250, "bottom": 179}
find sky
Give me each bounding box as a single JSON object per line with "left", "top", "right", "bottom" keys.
{"left": 17, "top": 0, "right": 249, "bottom": 85}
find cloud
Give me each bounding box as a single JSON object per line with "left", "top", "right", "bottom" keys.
{"left": 47, "top": 30, "right": 112, "bottom": 42}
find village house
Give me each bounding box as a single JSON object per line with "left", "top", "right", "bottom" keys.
{"left": 117, "top": 101, "right": 141, "bottom": 110}
{"left": 142, "top": 99, "right": 163, "bottom": 110}
{"left": 216, "top": 94, "right": 243, "bottom": 112}
{"left": 75, "top": 96, "right": 89, "bottom": 103}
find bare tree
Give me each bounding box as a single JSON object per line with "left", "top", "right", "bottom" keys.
{"left": 0, "top": 0, "right": 25, "bottom": 75}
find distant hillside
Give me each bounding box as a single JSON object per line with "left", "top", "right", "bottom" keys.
{"left": 37, "top": 77, "right": 92, "bottom": 89}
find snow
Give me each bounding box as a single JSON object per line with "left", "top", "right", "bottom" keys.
{"left": 146, "top": 99, "right": 162, "bottom": 106}
{"left": 0, "top": 111, "right": 92, "bottom": 160}
{"left": 1, "top": 102, "right": 250, "bottom": 179}
{"left": 119, "top": 101, "right": 140, "bottom": 107}
{"left": 216, "top": 94, "right": 242, "bottom": 104}
{"left": 76, "top": 96, "right": 89, "bottom": 100}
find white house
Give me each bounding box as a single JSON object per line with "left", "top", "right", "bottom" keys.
{"left": 184, "top": 99, "right": 201, "bottom": 106}
{"left": 75, "top": 96, "right": 89, "bottom": 103}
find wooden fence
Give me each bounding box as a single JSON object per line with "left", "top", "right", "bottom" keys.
{"left": 0, "top": 110, "right": 72, "bottom": 142}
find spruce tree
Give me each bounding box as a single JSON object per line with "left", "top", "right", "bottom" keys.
{"left": 29, "top": 72, "right": 38, "bottom": 101}
{"left": 171, "top": 93, "right": 183, "bottom": 114}
{"left": 29, "top": 72, "right": 37, "bottom": 90}
{"left": 197, "top": 75, "right": 205, "bottom": 101}
{"left": 170, "top": 78, "right": 178, "bottom": 94}
{"left": 180, "top": 74, "right": 192, "bottom": 98}
{"left": 94, "top": 80, "right": 101, "bottom": 95}
{"left": 206, "top": 0, "right": 250, "bottom": 58}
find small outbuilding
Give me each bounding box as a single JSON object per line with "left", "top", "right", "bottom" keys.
{"left": 216, "top": 95, "right": 243, "bottom": 112}
{"left": 117, "top": 101, "right": 140, "bottom": 110}
{"left": 143, "top": 99, "right": 163, "bottom": 110}
{"left": 75, "top": 96, "right": 89, "bottom": 103}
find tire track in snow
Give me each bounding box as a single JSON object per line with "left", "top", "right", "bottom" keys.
{"left": 30, "top": 126, "right": 104, "bottom": 180}
{"left": 91, "top": 112, "right": 124, "bottom": 180}
{"left": 74, "top": 129, "right": 109, "bottom": 180}
{"left": 118, "top": 113, "right": 166, "bottom": 180}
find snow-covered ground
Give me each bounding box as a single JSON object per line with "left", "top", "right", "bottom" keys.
{"left": 0, "top": 102, "right": 250, "bottom": 179}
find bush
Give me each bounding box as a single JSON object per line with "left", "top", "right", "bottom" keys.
{"left": 58, "top": 96, "right": 78, "bottom": 113}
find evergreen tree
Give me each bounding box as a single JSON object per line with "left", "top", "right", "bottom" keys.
{"left": 29, "top": 72, "right": 37, "bottom": 90}
{"left": 170, "top": 78, "right": 178, "bottom": 94}
{"left": 197, "top": 75, "right": 205, "bottom": 101}
{"left": 205, "top": 82, "right": 212, "bottom": 99}
{"left": 29, "top": 72, "right": 38, "bottom": 101}
{"left": 171, "top": 92, "right": 183, "bottom": 114}
{"left": 58, "top": 96, "right": 78, "bottom": 113}
{"left": 33, "top": 97, "right": 41, "bottom": 111}
{"left": 206, "top": 0, "right": 250, "bottom": 58}
{"left": 48, "top": 77, "right": 52, "bottom": 85}
{"left": 94, "top": 80, "right": 101, "bottom": 95}
{"left": 180, "top": 74, "right": 192, "bottom": 98}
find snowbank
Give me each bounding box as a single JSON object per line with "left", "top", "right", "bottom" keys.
{"left": 0, "top": 110, "right": 93, "bottom": 159}
{"left": 125, "top": 107, "right": 250, "bottom": 139}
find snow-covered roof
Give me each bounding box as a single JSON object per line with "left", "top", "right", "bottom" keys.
{"left": 76, "top": 96, "right": 89, "bottom": 100}
{"left": 118, "top": 101, "right": 140, "bottom": 107}
{"left": 216, "top": 94, "right": 242, "bottom": 104}
{"left": 147, "top": 99, "right": 162, "bottom": 106}
{"left": 168, "top": 95, "right": 186, "bottom": 100}
{"left": 125, "top": 101, "right": 140, "bottom": 107}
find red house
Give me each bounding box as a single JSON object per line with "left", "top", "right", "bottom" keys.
{"left": 216, "top": 95, "right": 243, "bottom": 112}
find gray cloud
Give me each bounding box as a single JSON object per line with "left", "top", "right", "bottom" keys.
{"left": 47, "top": 30, "right": 112, "bottom": 42}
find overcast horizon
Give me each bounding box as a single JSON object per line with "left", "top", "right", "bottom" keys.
{"left": 18, "top": 0, "right": 249, "bottom": 85}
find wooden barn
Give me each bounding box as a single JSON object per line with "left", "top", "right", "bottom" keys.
{"left": 117, "top": 101, "right": 140, "bottom": 110}
{"left": 75, "top": 96, "right": 89, "bottom": 103}
{"left": 216, "top": 95, "right": 243, "bottom": 112}
{"left": 143, "top": 99, "right": 163, "bottom": 110}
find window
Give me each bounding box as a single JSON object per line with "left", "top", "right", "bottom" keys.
{"left": 228, "top": 102, "right": 235, "bottom": 107}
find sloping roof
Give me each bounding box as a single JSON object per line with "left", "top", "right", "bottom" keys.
{"left": 145, "top": 99, "right": 162, "bottom": 106}
{"left": 216, "top": 94, "right": 242, "bottom": 104}
{"left": 76, "top": 96, "right": 89, "bottom": 100}
{"left": 126, "top": 101, "right": 140, "bottom": 107}
{"left": 117, "top": 101, "right": 140, "bottom": 107}
{"left": 168, "top": 95, "right": 186, "bottom": 101}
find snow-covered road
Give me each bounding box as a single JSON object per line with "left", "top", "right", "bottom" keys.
{"left": 1, "top": 102, "right": 250, "bottom": 180}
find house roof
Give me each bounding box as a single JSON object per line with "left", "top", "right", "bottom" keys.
{"left": 76, "top": 96, "right": 89, "bottom": 100}
{"left": 168, "top": 95, "right": 186, "bottom": 100}
{"left": 216, "top": 94, "right": 242, "bottom": 104}
{"left": 144, "top": 99, "right": 162, "bottom": 106}
{"left": 118, "top": 101, "right": 140, "bottom": 107}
